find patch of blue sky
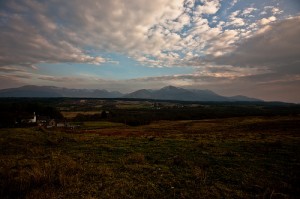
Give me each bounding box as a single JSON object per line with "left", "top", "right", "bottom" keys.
{"left": 277, "top": 0, "right": 300, "bottom": 15}
{"left": 38, "top": 53, "right": 195, "bottom": 80}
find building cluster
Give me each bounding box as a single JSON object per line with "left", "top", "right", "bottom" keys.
{"left": 21, "top": 112, "right": 77, "bottom": 129}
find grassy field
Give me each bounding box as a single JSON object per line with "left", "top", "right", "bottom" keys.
{"left": 0, "top": 116, "right": 299, "bottom": 198}
{"left": 115, "top": 102, "right": 153, "bottom": 109}
{"left": 76, "top": 121, "right": 127, "bottom": 130}
{"left": 61, "top": 111, "right": 101, "bottom": 119}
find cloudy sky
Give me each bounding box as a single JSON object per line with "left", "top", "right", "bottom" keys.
{"left": 0, "top": 0, "right": 299, "bottom": 102}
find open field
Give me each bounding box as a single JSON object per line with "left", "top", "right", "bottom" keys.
{"left": 0, "top": 116, "right": 299, "bottom": 198}
{"left": 61, "top": 111, "right": 101, "bottom": 119}
{"left": 75, "top": 121, "right": 127, "bottom": 130}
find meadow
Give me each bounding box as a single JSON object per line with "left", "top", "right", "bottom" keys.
{"left": 0, "top": 116, "right": 299, "bottom": 198}
{"left": 61, "top": 111, "right": 101, "bottom": 119}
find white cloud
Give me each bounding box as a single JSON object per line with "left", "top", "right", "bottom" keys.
{"left": 230, "top": 0, "right": 238, "bottom": 7}
{"left": 204, "top": 29, "right": 239, "bottom": 57}
{"left": 0, "top": 0, "right": 189, "bottom": 68}
{"left": 227, "top": 17, "right": 245, "bottom": 27}
{"left": 263, "top": 6, "right": 283, "bottom": 15}
{"left": 258, "top": 16, "right": 277, "bottom": 25}
{"left": 271, "top": 7, "right": 283, "bottom": 15}
{"left": 0, "top": 3, "right": 107, "bottom": 68}
{"left": 225, "top": 10, "right": 245, "bottom": 27}
{"left": 0, "top": 0, "right": 295, "bottom": 71}
{"left": 195, "top": 0, "right": 221, "bottom": 15}
{"left": 185, "top": 0, "right": 195, "bottom": 8}
{"left": 241, "top": 7, "right": 256, "bottom": 16}
{"left": 178, "top": 13, "right": 191, "bottom": 27}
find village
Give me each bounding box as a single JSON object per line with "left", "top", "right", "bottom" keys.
{"left": 19, "top": 112, "right": 78, "bottom": 129}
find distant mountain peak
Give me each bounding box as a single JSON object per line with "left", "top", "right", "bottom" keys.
{"left": 124, "top": 86, "right": 262, "bottom": 102}
{"left": 160, "top": 85, "right": 178, "bottom": 90}
{"left": 159, "top": 85, "right": 187, "bottom": 91}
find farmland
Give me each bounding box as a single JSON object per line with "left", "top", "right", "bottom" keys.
{"left": 0, "top": 115, "right": 299, "bottom": 198}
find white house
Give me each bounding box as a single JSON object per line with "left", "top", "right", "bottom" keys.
{"left": 29, "top": 112, "right": 37, "bottom": 123}
{"left": 22, "top": 112, "right": 36, "bottom": 123}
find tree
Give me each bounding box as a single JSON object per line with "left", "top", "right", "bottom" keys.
{"left": 101, "top": 110, "right": 108, "bottom": 119}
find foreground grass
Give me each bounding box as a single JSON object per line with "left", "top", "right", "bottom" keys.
{"left": 81, "top": 121, "right": 126, "bottom": 129}
{"left": 0, "top": 116, "right": 299, "bottom": 198}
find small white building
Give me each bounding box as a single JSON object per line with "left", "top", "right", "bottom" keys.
{"left": 29, "top": 112, "right": 37, "bottom": 123}
{"left": 22, "top": 112, "right": 37, "bottom": 124}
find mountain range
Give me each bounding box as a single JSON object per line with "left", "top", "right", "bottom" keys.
{"left": 0, "top": 85, "right": 122, "bottom": 98}
{"left": 0, "top": 85, "right": 262, "bottom": 102}
{"left": 123, "top": 86, "right": 261, "bottom": 101}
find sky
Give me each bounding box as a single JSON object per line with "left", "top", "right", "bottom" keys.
{"left": 0, "top": 0, "right": 300, "bottom": 102}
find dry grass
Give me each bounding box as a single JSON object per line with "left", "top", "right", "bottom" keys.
{"left": 61, "top": 111, "right": 100, "bottom": 119}
{"left": 0, "top": 116, "right": 299, "bottom": 198}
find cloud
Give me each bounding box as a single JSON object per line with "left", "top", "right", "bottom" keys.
{"left": 0, "top": 0, "right": 234, "bottom": 68}
{"left": 0, "top": 0, "right": 191, "bottom": 68}
{"left": 230, "top": 0, "right": 238, "bottom": 7}
{"left": 0, "top": 0, "right": 292, "bottom": 69}
{"left": 263, "top": 6, "right": 283, "bottom": 15}
{"left": 200, "top": 15, "right": 300, "bottom": 102}
{"left": 258, "top": 16, "right": 277, "bottom": 25}
{"left": 204, "top": 29, "right": 239, "bottom": 57}
{"left": 213, "top": 16, "right": 300, "bottom": 68}
{"left": 0, "top": 75, "right": 24, "bottom": 89}
{"left": 0, "top": 1, "right": 107, "bottom": 68}
{"left": 225, "top": 10, "right": 245, "bottom": 27}
{"left": 195, "top": 0, "right": 221, "bottom": 15}
{"left": 37, "top": 75, "right": 85, "bottom": 83}
{"left": 0, "top": 66, "right": 26, "bottom": 73}
{"left": 0, "top": 73, "right": 32, "bottom": 80}
{"left": 241, "top": 7, "right": 256, "bottom": 16}
{"left": 0, "top": 1, "right": 160, "bottom": 67}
